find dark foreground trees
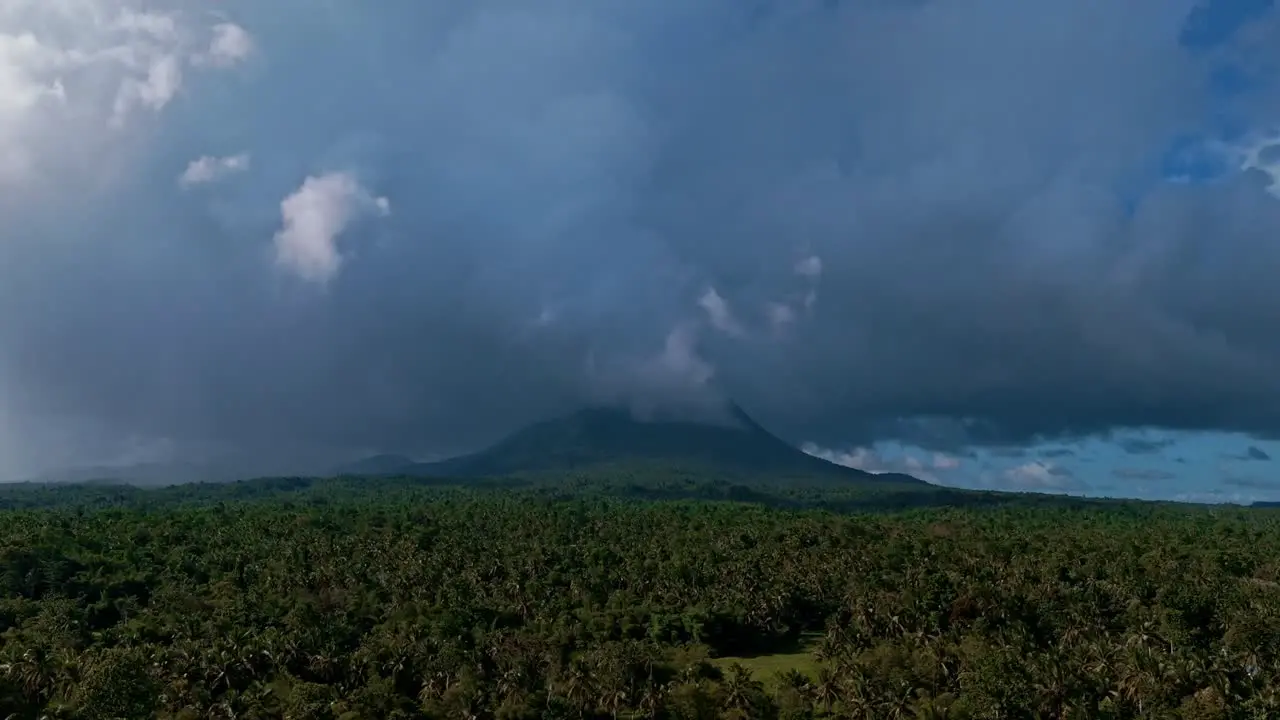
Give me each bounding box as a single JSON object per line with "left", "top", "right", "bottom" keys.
{"left": 3, "top": 484, "right": 1280, "bottom": 718}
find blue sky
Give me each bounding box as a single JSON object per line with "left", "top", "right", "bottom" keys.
{"left": 805, "top": 431, "right": 1280, "bottom": 503}
{"left": 1, "top": 0, "right": 1280, "bottom": 499}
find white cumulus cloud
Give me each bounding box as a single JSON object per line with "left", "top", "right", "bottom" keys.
{"left": 794, "top": 255, "right": 823, "bottom": 279}
{"left": 933, "top": 452, "right": 961, "bottom": 470}
{"left": 272, "top": 172, "right": 390, "bottom": 284}
{"left": 1002, "top": 460, "right": 1079, "bottom": 490}
{"left": 110, "top": 52, "right": 181, "bottom": 125}
{"left": 802, "top": 442, "right": 963, "bottom": 484}
{"left": 178, "top": 152, "right": 249, "bottom": 187}
{"left": 197, "top": 22, "right": 252, "bottom": 68}
{"left": 0, "top": 1, "right": 249, "bottom": 188}
{"left": 766, "top": 301, "right": 796, "bottom": 331}
{"left": 698, "top": 286, "right": 744, "bottom": 337}
{"left": 1240, "top": 132, "right": 1280, "bottom": 197}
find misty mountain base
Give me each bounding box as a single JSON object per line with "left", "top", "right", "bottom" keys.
{"left": 334, "top": 404, "right": 925, "bottom": 485}
{"left": 4, "top": 483, "right": 1280, "bottom": 719}
{"left": 27, "top": 403, "right": 927, "bottom": 490}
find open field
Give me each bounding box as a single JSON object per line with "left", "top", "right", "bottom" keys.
{"left": 710, "top": 633, "right": 824, "bottom": 686}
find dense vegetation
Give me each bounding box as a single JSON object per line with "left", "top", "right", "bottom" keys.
{"left": 3, "top": 477, "right": 1280, "bottom": 718}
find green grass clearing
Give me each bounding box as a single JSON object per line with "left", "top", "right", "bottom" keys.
{"left": 710, "top": 634, "right": 824, "bottom": 687}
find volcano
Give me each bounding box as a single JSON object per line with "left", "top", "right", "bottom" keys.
{"left": 335, "top": 403, "right": 925, "bottom": 485}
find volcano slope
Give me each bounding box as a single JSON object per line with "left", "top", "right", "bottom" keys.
{"left": 336, "top": 403, "right": 926, "bottom": 489}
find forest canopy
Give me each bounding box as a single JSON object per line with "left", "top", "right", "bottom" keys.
{"left": 2, "top": 476, "right": 1280, "bottom": 718}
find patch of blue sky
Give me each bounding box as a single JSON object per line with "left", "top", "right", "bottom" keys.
{"left": 1180, "top": 0, "right": 1275, "bottom": 51}
{"left": 809, "top": 431, "right": 1280, "bottom": 504}
{"left": 1154, "top": 0, "right": 1277, "bottom": 187}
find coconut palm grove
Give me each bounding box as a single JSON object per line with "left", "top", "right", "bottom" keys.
{"left": 5, "top": 414, "right": 1280, "bottom": 720}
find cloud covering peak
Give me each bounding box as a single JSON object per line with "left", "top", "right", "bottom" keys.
{"left": 1, "top": 0, "right": 1280, "bottom": 479}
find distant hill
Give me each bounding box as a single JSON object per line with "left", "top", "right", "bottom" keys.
{"left": 22, "top": 461, "right": 238, "bottom": 488}
{"left": 335, "top": 403, "right": 925, "bottom": 485}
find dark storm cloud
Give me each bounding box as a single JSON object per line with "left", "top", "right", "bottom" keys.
{"left": 1224, "top": 476, "right": 1280, "bottom": 489}
{"left": 1112, "top": 468, "right": 1178, "bottom": 481}
{"left": 2, "top": 0, "right": 1280, "bottom": 476}
{"left": 1118, "top": 438, "right": 1177, "bottom": 455}
{"left": 1220, "top": 445, "right": 1274, "bottom": 461}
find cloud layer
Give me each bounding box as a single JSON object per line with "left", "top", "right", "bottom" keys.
{"left": 1, "top": 0, "right": 1280, "bottom": 479}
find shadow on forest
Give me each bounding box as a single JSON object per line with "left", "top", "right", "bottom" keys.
{"left": 713, "top": 631, "right": 821, "bottom": 661}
